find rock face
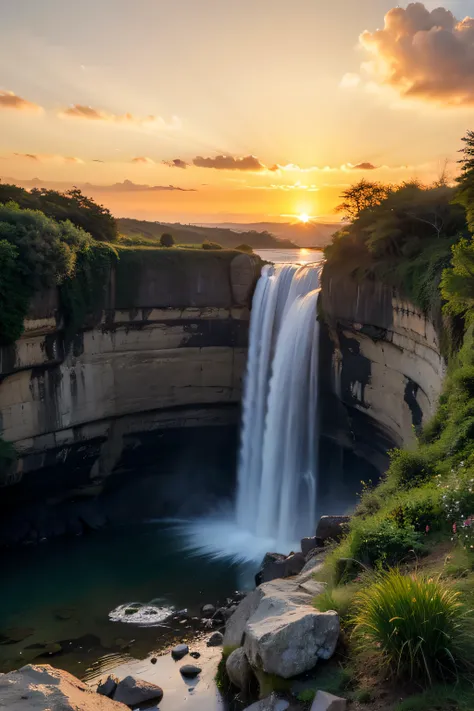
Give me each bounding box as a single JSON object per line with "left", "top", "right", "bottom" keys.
{"left": 226, "top": 647, "right": 253, "bottom": 690}
{"left": 316, "top": 516, "right": 350, "bottom": 543}
{"left": 113, "top": 676, "right": 163, "bottom": 706}
{"left": 320, "top": 264, "right": 445, "bottom": 471}
{"left": 301, "top": 536, "right": 322, "bottom": 557}
{"left": 243, "top": 694, "right": 290, "bottom": 711}
{"left": 0, "top": 664, "right": 127, "bottom": 710}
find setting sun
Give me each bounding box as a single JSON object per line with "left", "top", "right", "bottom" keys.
{"left": 298, "top": 213, "right": 310, "bottom": 223}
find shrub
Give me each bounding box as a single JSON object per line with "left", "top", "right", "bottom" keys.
{"left": 202, "top": 240, "right": 222, "bottom": 250}
{"left": 388, "top": 484, "right": 443, "bottom": 533}
{"left": 349, "top": 518, "right": 424, "bottom": 569}
{"left": 352, "top": 569, "right": 474, "bottom": 684}
{"left": 235, "top": 243, "right": 253, "bottom": 253}
{"left": 160, "top": 233, "right": 174, "bottom": 247}
{"left": 389, "top": 450, "right": 435, "bottom": 489}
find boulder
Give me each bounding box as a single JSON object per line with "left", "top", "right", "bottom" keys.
{"left": 244, "top": 580, "right": 340, "bottom": 678}
{"left": 243, "top": 693, "right": 290, "bottom": 711}
{"left": 171, "top": 643, "right": 189, "bottom": 660}
{"left": 0, "top": 664, "right": 127, "bottom": 710}
{"left": 301, "top": 537, "right": 322, "bottom": 556}
{"left": 206, "top": 631, "right": 224, "bottom": 647}
{"left": 311, "top": 690, "right": 347, "bottom": 711}
{"left": 315, "top": 516, "right": 350, "bottom": 543}
{"left": 113, "top": 676, "right": 163, "bottom": 706}
{"left": 201, "top": 604, "right": 216, "bottom": 618}
{"left": 223, "top": 588, "right": 263, "bottom": 648}
{"left": 180, "top": 664, "right": 202, "bottom": 678}
{"left": 255, "top": 552, "right": 306, "bottom": 585}
{"left": 97, "top": 675, "right": 119, "bottom": 698}
{"left": 226, "top": 647, "right": 253, "bottom": 691}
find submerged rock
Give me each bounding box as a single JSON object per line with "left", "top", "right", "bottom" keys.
{"left": 171, "top": 643, "right": 189, "bottom": 660}
{"left": 201, "top": 604, "right": 216, "bottom": 618}
{"left": 226, "top": 647, "right": 253, "bottom": 690}
{"left": 113, "top": 675, "right": 163, "bottom": 706}
{"left": 206, "top": 631, "right": 224, "bottom": 647}
{"left": 97, "top": 675, "right": 119, "bottom": 698}
{"left": 180, "top": 664, "right": 202, "bottom": 678}
{"left": 315, "top": 516, "right": 350, "bottom": 543}
{"left": 311, "top": 690, "right": 347, "bottom": 711}
{"left": 0, "top": 626, "right": 34, "bottom": 644}
{"left": 0, "top": 664, "right": 126, "bottom": 709}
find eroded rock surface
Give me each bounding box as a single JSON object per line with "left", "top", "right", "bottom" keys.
{"left": 226, "top": 647, "right": 253, "bottom": 690}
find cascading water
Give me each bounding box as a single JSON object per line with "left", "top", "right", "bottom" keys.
{"left": 178, "top": 260, "right": 322, "bottom": 563}
{"left": 237, "top": 264, "right": 321, "bottom": 549}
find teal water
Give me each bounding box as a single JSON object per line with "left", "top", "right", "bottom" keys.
{"left": 0, "top": 522, "right": 245, "bottom": 677}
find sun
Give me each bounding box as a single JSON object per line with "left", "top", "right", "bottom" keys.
{"left": 298, "top": 213, "right": 310, "bottom": 223}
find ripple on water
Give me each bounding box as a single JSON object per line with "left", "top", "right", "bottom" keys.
{"left": 108, "top": 601, "right": 175, "bottom": 626}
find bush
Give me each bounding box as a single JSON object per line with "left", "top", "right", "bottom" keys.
{"left": 389, "top": 450, "right": 435, "bottom": 489}
{"left": 202, "top": 240, "right": 222, "bottom": 250}
{"left": 352, "top": 569, "right": 474, "bottom": 684}
{"left": 314, "top": 583, "right": 360, "bottom": 623}
{"left": 235, "top": 243, "right": 253, "bottom": 253}
{"left": 160, "top": 233, "right": 174, "bottom": 247}
{"left": 348, "top": 518, "right": 424, "bottom": 569}
{"left": 388, "top": 484, "right": 443, "bottom": 533}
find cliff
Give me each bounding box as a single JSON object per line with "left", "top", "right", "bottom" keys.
{"left": 320, "top": 263, "right": 446, "bottom": 471}
{"left": 0, "top": 251, "right": 260, "bottom": 538}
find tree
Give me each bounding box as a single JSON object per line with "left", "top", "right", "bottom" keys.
{"left": 160, "top": 233, "right": 174, "bottom": 247}
{"left": 0, "top": 183, "right": 118, "bottom": 242}
{"left": 441, "top": 238, "right": 474, "bottom": 320}
{"left": 455, "top": 130, "right": 474, "bottom": 234}
{"left": 335, "top": 179, "right": 392, "bottom": 222}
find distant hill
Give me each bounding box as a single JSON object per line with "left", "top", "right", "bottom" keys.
{"left": 204, "top": 221, "right": 341, "bottom": 248}
{"left": 118, "top": 218, "right": 298, "bottom": 249}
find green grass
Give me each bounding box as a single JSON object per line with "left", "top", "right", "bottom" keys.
{"left": 395, "top": 684, "right": 474, "bottom": 711}
{"left": 314, "top": 582, "right": 360, "bottom": 623}
{"left": 352, "top": 569, "right": 474, "bottom": 685}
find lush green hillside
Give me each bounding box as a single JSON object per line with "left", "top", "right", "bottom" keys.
{"left": 117, "top": 217, "right": 298, "bottom": 249}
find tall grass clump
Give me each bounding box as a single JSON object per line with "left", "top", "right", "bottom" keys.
{"left": 352, "top": 569, "right": 474, "bottom": 685}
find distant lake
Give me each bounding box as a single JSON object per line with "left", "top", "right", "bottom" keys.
{"left": 255, "top": 248, "right": 324, "bottom": 265}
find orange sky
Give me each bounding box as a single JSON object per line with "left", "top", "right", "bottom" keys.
{"left": 1, "top": 0, "right": 473, "bottom": 223}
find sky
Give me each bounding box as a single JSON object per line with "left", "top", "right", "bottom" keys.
{"left": 0, "top": 0, "right": 473, "bottom": 223}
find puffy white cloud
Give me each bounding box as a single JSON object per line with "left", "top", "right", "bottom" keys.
{"left": 360, "top": 3, "right": 474, "bottom": 105}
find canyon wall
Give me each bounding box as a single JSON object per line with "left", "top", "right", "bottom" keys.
{"left": 0, "top": 252, "right": 260, "bottom": 488}
{"left": 320, "top": 264, "right": 446, "bottom": 472}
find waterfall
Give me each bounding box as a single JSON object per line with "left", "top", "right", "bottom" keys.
{"left": 236, "top": 263, "right": 321, "bottom": 548}
{"left": 178, "top": 260, "right": 322, "bottom": 563}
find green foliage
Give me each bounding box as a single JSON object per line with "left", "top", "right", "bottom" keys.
{"left": 60, "top": 241, "right": 118, "bottom": 340}
{"left": 0, "top": 203, "right": 91, "bottom": 344}
{"left": 395, "top": 684, "right": 474, "bottom": 711}
{"left": 441, "top": 238, "right": 474, "bottom": 321}
{"left": 160, "top": 232, "right": 175, "bottom": 247}
{"left": 314, "top": 582, "right": 360, "bottom": 623}
{"left": 235, "top": 243, "right": 254, "bottom": 253}
{"left": 335, "top": 179, "right": 392, "bottom": 222}
{"left": 352, "top": 569, "right": 474, "bottom": 685}
{"left": 388, "top": 450, "right": 436, "bottom": 489}
{"left": 202, "top": 240, "right": 222, "bottom": 250}
{"left": 349, "top": 518, "right": 425, "bottom": 569}
{"left": 297, "top": 688, "right": 316, "bottom": 703}
{"left": 0, "top": 184, "right": 117, "bottom": 242}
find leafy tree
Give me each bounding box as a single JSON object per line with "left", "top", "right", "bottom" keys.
{"left": 455, "top": 130, "right": 474, "bottom": 234}
{"left": 441, "top": 238, "right": 474, "bottom": 320}
{"left": 335, "top": 179, "right": 392, "bottom": 222}
{"left": 160, "top": 232, "right": 174, "bottom": 247}
{"left": 0, "top": 183, "right": 118, "bottom": 242}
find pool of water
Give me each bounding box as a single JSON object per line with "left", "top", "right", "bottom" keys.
{"left": 0, "top": 521, "right": 250, "bottom": 678}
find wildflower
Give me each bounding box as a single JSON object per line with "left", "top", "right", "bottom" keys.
{"left": 453, "top": 523, "right": 457, "bottom": 534}
{"left": 425, "top": 525, "right": 430, "bottom": 533}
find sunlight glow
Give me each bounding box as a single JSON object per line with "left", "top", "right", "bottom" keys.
{"left": 298, "top": 213, "right": 310, "bottom": 223}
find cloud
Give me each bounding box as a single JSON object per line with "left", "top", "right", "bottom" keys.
{"left": 60, "top": 104, "right": 181, "bottom": 128}
{"left": 359, "top": 3, "right": 474, "bottom": 106}
{"left": 193, "top": 155, "right": 266, "bottom": 171}
{"left": 349, "top": 162, "right": 378, "bottom": 170}
{"left": 132, "top": 156, "right": 155, "bottom": 164}
{"left": 13, "top": 153, "right": 83, "bottom": 164}
{"left": 0, "top": 91, "right": 42, "bottom": 113}
{"left": 340, "top": 73, "right": 361, "bottom": 89}
{"left": 163, "top": 158, "right": 189, "bottom": 169}
{"left": 83, "top": 179, "right": 195, "bottom": 192}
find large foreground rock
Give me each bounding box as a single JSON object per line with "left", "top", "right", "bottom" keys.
{"left": 226, "top": 647, "right": 253, "bottom": 690}
{"left": 243, "top": 693, "right": 290, "bottom": 711}
{"left": 0, "top": 664, "right": 127, "bottom": 710}
{"left": 243, "top": 580, "right": 339, "bottom": 678}
{"left": 256, "top": 552, "right": 306, "bottom": 585}
{"left": 113, "top": 676, "right": 163, "bottom": 706}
